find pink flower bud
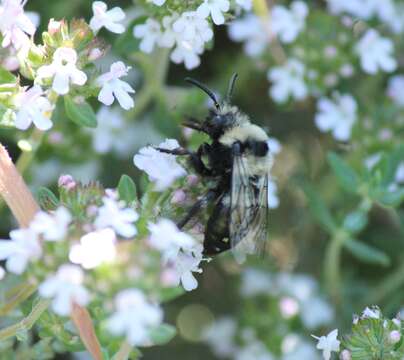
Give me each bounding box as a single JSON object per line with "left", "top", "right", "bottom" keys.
{"left": 187, "top": 174, "right": 199, "bottom": 186}
{"left": 58, "top": 174, "right": 76, "bottom": 190}
{"left": 389, "top": 330, "right": 401, "bottom": 344}
{"left": 340, "top": 350, "right": 351, "bottom": 360}
{"left": 48, "top": 18, "right": 62, "bottom": 34}
{"left": 171, "top": 189, "right": 186, "bottom": 204}
{"left": 89, "top": 48, "right": 103, "bottom": 61}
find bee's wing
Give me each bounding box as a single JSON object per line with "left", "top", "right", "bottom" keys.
{"left": 230, "top": 153, "right": 269, "bottom": 263}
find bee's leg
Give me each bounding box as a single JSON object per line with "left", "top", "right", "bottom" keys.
{"left": 155, "top": 146, "right": 212, "bottom": 176}
{"left": 203, "top": 194, "right": 231, "bottom": 255}
{"left": 177, "top": 190, "right": 217, "bottom": 229}
{"left": 182, "top": 118, "right": 207, "bottom": 134}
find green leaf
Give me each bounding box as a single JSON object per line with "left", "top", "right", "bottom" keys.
{"left": 64, "top": 96, "right": 97, "bottom": 128}
{"left": 149, "top": 324, "right": 177, "bottom": 345}
{"left": 344, "top": 238, "right": 390, "bottom": 266}
{"left": 0, "top": 67, "right": 17, "bottom": 84}
{"left": 118, "top": 175, "right": 137, "bottom": 204}
{"left": 343, "top": 211, "right": 368, "bottom": 234}
{"left": 377, "top": 189, "right": 404, "bottom": 208}
{"left": 36, "top": 187, "right": 60, "bottom": 210}
{"left": 299, "top": 181, "right": 337, "bottom": 234}
{"left": 327, "top": 152, "right": 359, "bottom": 193}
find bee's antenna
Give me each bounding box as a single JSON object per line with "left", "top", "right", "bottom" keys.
{"left": 185, "top": 77, "right": 220, "bottom": 110}
{"left": 226, "top": 73, "right": 238, "bottom": 101}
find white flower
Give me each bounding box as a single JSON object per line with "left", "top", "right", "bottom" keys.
{"left": 0, "top": 228, "right": 41, "bottom": 274}
{"left": 387, "top": 75, "right": 404, "bottom": 107}
{"left": 171, "top": 39, "right": 204, "bottom": 70}
{"left": 30, "top": 207, "right": 72, "bottom": 242}
{"left": 172, "top": 11, "right": 213, "bottom": 47}
{"left": 196, "top": 0, "right": 230, "bottom": 26}
{"left": 203, "top": 317, "right": 237, "bottom": 357}
{"left": 95, "top": 197, "right": 138, "bottom": 238}
{"left": 159, "top": 14, "right": 177, "bottom": 48}
{"left": 235, "top": 0, "right": 252, "bottom": 11}
{"left": 91, "top": 106, "right": 129, "bottom": 154}
{"left": 361, "top": 306, "right": 381, "bottom": 319}
{"left": 228, "top": 14, "right": 268, "bottom": 57}
{"left": 313, "top": 329, "right": 340, "bottom": 360}
{"left": 266, "top": 138, "right": 282, "bottom": 155}
{"left": 39, "top": 264, "right": 90, "bottom": 316}
{"left": 133, "top": 139, "right": 187, "bottom": 191}
{"left": 315, "top": 93, "right": 357, "bottom": 141}
{"left": 170, "top": 245, "right": 204, "bottom": 291}
{"left": 69, "top": 228, "right": 117, "bottom": 269}
{"left": 268, "top": 59, "right": 308, "bottom": 103}
{"left": 0, "top": 266, "right": 5, "bottom": 280}
{"left": 107, "top": 289, "right": 163, "bottom": 346}
{"left": 133, "top": 19, "right": 162, "bottom": 54}
{"left": 152, "top": 0, "right": 166, "bottom": 5}
{"left": 355, "top": 29, "right": 397, "bottom": 74}
{"left": 235, "top": 341, "right": 275, "bottom": 360}
{"left": 267, "top": 179, "right": 279, "bottom": 209}
{"left": 36, "top": 47, "right": 87, "bottom": 95}
{"left": 14, "top": 85, "right": 53, "bottom": 131}
{"left": 97, "top": 61, "right": 135, "bottom": 110}
{"left": 271, "top": 1, "right": 308, "bottom": 44}
{"left": 282, "top": 337, "right": 320, "bottom": 360}
{"left": 148, "top": 219, "right": 196, "bottom": 262}
{"left": 301, "top": 297, "right": 334, "bottom": 329}
{"left": 240, "top": 268, "right": 273, "bottom": 297}
{"left": 395, "top": 162, "right": 404, "bottom": 184}
{"left": 0, "top": 0, "right": 36, "bottom": 49}
{"left": 89, "top": 1, "right": 125, "bottom": 34}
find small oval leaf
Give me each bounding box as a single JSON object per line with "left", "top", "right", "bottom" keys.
{"left": 344, "top": 238, "right": 390, "bottom": 266}
{"left": 118, "top": 175, "right": 137, "bottom": 204}
{"left": 64, "top": 96, "right": 97, "bottom": 128}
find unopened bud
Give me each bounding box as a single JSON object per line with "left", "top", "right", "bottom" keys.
{"left": 340, "top": 350, "right": 351, "bottom": 360}
{"left": 389, "top": 330, "right": 401, "bottom": 344}
{"left": 171, "top": 189, "right": 186, "bottom": 204}
{"left": 48, "top": 18, "right": 62, "bottom": 34}
{"left": 58, "top": 174, "right": 76, "bottom": 190}
{"left": 89, "top": 48, "right": 103, "bottom": 61}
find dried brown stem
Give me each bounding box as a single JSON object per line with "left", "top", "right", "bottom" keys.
{"left": 0, "top": 144, "right": 39, "bottom": 227}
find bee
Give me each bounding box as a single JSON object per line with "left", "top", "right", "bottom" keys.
{"left": 157, "top": 74, "right": 273, "bottom": 261}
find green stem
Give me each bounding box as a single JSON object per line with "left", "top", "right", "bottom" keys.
{"left": 324, "top": 233, "right": 345, "bottom": 303}
{"left": 112, "top": 341, "right": 135, "bottom": 360}
{"left": 0, "top": 282, "right": 37, "bottom": 317}
{"left": 367, "top": 258, "right": 404, "bottom": 305}
{"left": 0, "top": 298, "right": 50, "bottom": 341}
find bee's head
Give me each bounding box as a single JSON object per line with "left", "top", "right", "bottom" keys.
{"left": 185, "top": 74, "right": 239, "bottom": 139}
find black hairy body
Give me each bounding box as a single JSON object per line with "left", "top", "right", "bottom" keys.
{"left": 158, "top": 75, "right": 272, "bottom": 258}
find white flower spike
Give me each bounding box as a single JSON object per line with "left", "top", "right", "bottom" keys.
{"left": 107, "top": 289, "right": 163, "bottom": 346}
{"left": 89, "top": 1, "right": 125, "bottom": 34}
{"left": 39, "top": 264, "right": 90, "bottom": 316}
{"left": 30, "top": 207, "right": 72, "bottom": 242}
{"left": 197, "top": 0, "right": 230, "bottom": 26}
{"left": 95, "top": 197, "right": 138, "bottom": 238}
{"left": 0, "top": 228, "right": 42, "bottom": 275}
{"left": 14, "top": 85, "right": 53, "bottom": 131}
{"left": 97, "top": 61, "right": 135, "bottom": 110}
{"left": 133, "top": 139, "right": 187, "bottom": 191}
{"left": 36, "top": 47, "right": 87, "bottom": 95}
{"left": 312, "top": 329, "right": 340, "bottom": 360}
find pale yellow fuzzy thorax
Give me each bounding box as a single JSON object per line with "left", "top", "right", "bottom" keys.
{"left": 219, "top": 123, "right": 269, "bottom": 146}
